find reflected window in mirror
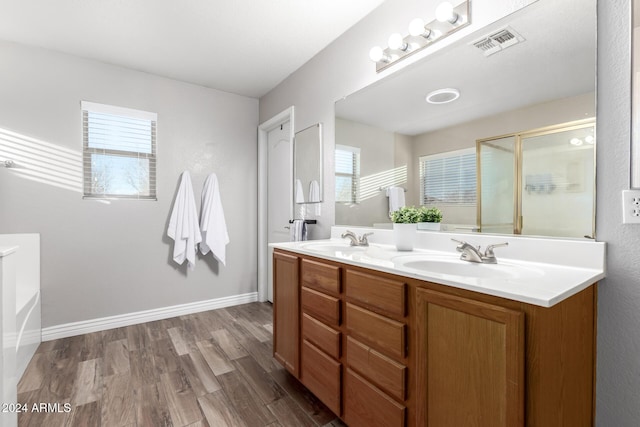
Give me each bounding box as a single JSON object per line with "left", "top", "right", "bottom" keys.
{"left": 419, "top": 148, "right": 477, "bottom": 228}
{"left": 335, "top": 144, "right": 360, "bottom": 204}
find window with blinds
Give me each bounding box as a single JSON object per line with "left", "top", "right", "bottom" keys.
{"left": 335, "top": 144, "right": 360, "bottom": 203}
{"left": 419, "top": 148, "right": 476, "bottom": 205}
{"left": 82, "top": 101, "right": 157, "bottom": 200}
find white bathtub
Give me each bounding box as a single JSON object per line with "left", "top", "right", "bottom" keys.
{"left": 0, "top": 234, "right": 42, "bottom": 418}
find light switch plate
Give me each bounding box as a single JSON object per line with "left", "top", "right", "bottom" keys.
{"left": 622, "top": 190, "right": 640, "bottom": 224}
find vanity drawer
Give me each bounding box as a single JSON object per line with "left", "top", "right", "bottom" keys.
{"left": 301, "top": 258, "right": 341, "bottom": 295}
{"left": 302, "top": 313, "right": 341, "bottom": 359}
{"left": 346, "top": 336, "right": 406, "bottom": 402}
{"left": 301, "top": 339, "right": 342, "bottom": 416}
{"left": 346, "top": 303, "right": 405, "bottom": 360}
{"left": 344, "top": 368, "right": 405, "bottom": 427}
{"left": 301, "top": 287, "right": 341, "bottom": 327}
{"left": 346, "top": 270, "right": 406, "bottom": 318}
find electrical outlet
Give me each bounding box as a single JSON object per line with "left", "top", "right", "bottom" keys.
{"left": 622, "top": 190, "right": 640, "bottom": 224}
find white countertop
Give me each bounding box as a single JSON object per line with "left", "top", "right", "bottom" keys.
{"left": 271, "top": 228, "right": 606, "bottom": 308}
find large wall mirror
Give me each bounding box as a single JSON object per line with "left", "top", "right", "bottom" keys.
{"left": 334, "top": 0, "right": 596, "bottom": 239}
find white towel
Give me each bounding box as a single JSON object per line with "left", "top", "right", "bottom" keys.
{"left": 309, "top": 180, "right": 321, "bottom": 215}
{"left": 167, "top": 171, "right": 201, "bottom": 270}
{"left": 387, "top": 186, "right": 405, "bottom": 217}
{"left": 295, "top": 179, "right": 305, "bottom": 203}
{"left": 289, "top": 219, "right": 307, "bottom": 242}
{"left": 199, "top": 173, "right": 230, "bottom": 265}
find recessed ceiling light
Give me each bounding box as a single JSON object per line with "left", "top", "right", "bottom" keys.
{"left": 425, "top": 88, "right": 460, "bottom": 104}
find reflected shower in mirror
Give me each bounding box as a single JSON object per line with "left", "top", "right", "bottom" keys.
{"left": 334, "top": 0, "right": 596, "bottom": 238}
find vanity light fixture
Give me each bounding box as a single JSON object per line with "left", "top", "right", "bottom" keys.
{"left": 426, "top": 88, "right": 460, "bottom": 104}
{"left": 369, "top": 0, "right": 471, "bottom": 72}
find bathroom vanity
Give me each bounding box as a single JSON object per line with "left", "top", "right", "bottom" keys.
{"left": 271, "top": 229, "right": 604, "bottom": 427}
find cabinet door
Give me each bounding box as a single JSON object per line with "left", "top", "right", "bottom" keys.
{"left": 415, "top": 288, "right": 525, "bottom": 427}
{"left": 273, "top": 251, "right": 300, "bottom": 377}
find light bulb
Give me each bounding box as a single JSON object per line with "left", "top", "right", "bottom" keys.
{"left": 388, "top": 33, "right": 408, "bottom": 51}
{"left": 436, "top": 2, "right": 458, "bottom": 24}
{"left": 369, "top": 46, "right": 386, "bottom": 62}
{"left": 409, "top": 18, "right": 428, "bottom": 37}
{"left": 570, "top": 138, "right": 583, "bottom": 146}
{"left": 585, "top": 135, "right": 595, "bottom": 144}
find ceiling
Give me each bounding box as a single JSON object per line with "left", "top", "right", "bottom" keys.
{"left": 0, "top": 0, "right": 384, "bottom": 98}
{"left": 336, "top": 0, "right": 596, "bottom": 135}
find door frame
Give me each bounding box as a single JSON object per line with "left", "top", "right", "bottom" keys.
{"left": 258, "top": 106, "right": 295, "bottom": 302}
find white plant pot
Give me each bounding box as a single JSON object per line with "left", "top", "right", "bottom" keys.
{"left": 417, "top": 222, "right": 441, "bottom": 231}
{"left": 393, "top": 223, "right": 417, "bottom": 251}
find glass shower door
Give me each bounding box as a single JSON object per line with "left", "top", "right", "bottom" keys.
{"left": 478, "top": 136, "right": 516, "bottom": 234}
{"left": 520, "top": 124, "right": 595, "bottom": 238}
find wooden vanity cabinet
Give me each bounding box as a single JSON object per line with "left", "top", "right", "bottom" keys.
{"left": 273, "top": 251, "right": 299, "bottom": 377}
{"left": 272, "top": 249, "right": 596, "bottom": 427}
{"left": 415, "top": 288, "right": 525, "bottom": 427}
{"left": 299, "top": 258, "right": 343, "bottom": 415}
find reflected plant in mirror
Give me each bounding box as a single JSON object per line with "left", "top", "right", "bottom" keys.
{"left": 334, "top": 0, "right": 596, "bottom": 239}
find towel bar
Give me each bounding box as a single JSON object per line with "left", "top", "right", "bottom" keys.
{"left": 379, "top": 186, "right": 406, "bottom": 193}
{"left": 289, "top": 219, "right": 317, "bottom": 224}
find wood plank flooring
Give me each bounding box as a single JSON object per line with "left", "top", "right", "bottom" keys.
{"left": 18, "top": 302, "right": 346, "bottom": 427}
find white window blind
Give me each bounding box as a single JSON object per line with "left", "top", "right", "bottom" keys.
{"left": 335, "top": 144, "right": 360, "bottom": 203}
{"left": 82, "top": 101, "right": 157, "bottom": 200}
{"left": 420, "top": 148, "right": 476, "bottom": 205}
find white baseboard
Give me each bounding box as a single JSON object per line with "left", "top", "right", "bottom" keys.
{"left": 42, "top": 292, "right": 258, "bottom": 341}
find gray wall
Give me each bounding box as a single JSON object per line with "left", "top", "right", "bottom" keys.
{"left": 0, "top": 41, "right": 259, "bottom": 328}
{"left": 261, "top": 0, "right": 640, "bottom": 424}
{"left": 596, "top": 1, "right": 640, "bottom": 425}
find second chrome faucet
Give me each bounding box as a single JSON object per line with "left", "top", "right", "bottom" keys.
{"left": 452, "top": 239, "right": 508, "bottom": 264}
{"left": 341, "top": 230, "right": 374, "bottom": 247}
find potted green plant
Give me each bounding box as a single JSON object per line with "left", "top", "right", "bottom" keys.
{"left": 417, "top": 206, "right": 443, "bottom": 231}
{"left": 391, "top": 206, "right": 420, "bottom": 251}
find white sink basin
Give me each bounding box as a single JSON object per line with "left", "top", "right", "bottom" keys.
{"left": 395, "top": 256, "right": 545, "bottom": 279}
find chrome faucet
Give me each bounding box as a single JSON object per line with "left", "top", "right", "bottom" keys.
{"left": 451, "top": 239, "right": 508, "bottom": 264}
{"left": 341, "top": 230, "right": 374, "bottom": 247}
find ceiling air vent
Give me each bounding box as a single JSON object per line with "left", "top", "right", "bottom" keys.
{"left": 471, "top": 26, "right": 524, "bottom": 57}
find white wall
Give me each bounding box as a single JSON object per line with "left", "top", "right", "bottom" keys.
{"left": 261, "top": 0, "right": 640, "bottom": 424}
{"left": 0, "top": 41, "right": 259, "bottom": 328}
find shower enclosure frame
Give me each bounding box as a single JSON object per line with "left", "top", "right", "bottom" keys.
{"left": 476, "top": 118, "right": 596, "bottom": 238}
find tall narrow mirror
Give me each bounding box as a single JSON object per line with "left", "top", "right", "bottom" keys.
{"left": 294, "top": 123, "right": 323, "bottom": 204}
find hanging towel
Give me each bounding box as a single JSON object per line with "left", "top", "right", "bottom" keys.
{"left": 199, "top": 173, "right": 230, "bottom": 266}
{"left": 167, "top": 171, "right": 201, "bottom": 270}
{"left": 387, "top": 186, "right": 406, "bottom": 217}
{"left": 295, "top": 179, "right": 305, "bottom": 203}
{"left": 290, "top": 219, "right": 307, "bottom": 242}
{"left": 309, "top": 180, "right": 321, "bottom": 216}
